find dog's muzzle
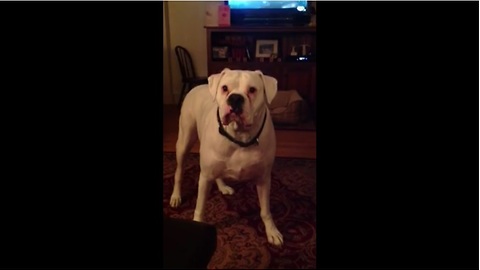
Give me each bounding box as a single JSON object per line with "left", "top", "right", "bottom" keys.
{"left": 227, "top": 94, "right": 244, "bottom": 115}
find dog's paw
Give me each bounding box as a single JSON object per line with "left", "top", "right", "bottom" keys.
{"left": 169, "top": 194, "right": 182, "bottom": 208}
{"left": 266, "top": 227, "right": 284, "bottom": 247}
{"left": 218, "top": 185, "right": 235, "bottom": 195}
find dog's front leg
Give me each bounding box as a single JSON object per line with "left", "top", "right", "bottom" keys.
{"left": 193, "top": 173, "right": 213, "bottom": 223}
{"left": 256, "top": 177, "right": 283, "bottom": 247}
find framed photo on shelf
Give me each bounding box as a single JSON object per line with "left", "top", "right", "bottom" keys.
{"left": 212, "top": 46, "right": 229, "bottom": 60}
{"left": 255, "top": 39, "right": 278, "bottom": 58}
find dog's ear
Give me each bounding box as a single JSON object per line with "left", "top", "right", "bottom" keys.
{"left": 208, "top": 68, "right": 230, "bottom": 101}
{"left": 254, "top": 70, "right": 278, "bottom": 105}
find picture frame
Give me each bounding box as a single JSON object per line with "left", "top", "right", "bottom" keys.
{"left": 212, "top": 46, "right": 229, "bottom": 59}
{"left": 255, "top": 39, "right": 278, "bottom": 58}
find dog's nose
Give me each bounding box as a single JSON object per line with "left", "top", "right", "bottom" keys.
{"left": 227, "top": 94, "right": 244, "bottom": 114}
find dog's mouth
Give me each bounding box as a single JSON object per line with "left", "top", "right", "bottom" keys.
{"left": 221, "top": 108, "right": 252, "bottom": 129}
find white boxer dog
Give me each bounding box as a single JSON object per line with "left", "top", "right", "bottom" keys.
{"left": 169, "top": 68, "right": 283, "bottom": 247}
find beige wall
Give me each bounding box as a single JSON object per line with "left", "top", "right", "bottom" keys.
{"left": 163, "top": 1, "right": 315, "bottom": 104}
{"left": 163, "top": 1, "right": 223, "bottom": 104}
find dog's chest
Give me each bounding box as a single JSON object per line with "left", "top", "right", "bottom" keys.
{"left": 204, "top": 149, "right": 266, "bottom": 181}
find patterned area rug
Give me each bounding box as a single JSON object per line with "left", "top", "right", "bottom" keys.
{"left": 163, "top": 152, "right": 316, "bottom": 269}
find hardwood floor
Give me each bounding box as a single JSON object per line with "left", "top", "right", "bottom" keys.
{"left": 163, "top": 105, "right": 316, "bottom": 159}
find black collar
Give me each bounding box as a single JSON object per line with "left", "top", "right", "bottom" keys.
{"left": 217, "top": 107, "right": 267, "bottom": 148}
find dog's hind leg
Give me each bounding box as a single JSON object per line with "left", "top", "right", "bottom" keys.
{"left": 215, "top": 178, "right": 235, "bottom": 195}
{"left": 170, "top": 111, "right": 198, "bottom": 208}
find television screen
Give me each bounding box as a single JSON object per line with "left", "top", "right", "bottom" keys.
{"left": 228, "top": 0, "right": 308, "bottom": 12}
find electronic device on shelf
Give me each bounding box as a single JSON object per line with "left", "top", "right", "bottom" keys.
{"left": 226, "top": 0, "right": 312, "bottom": 26}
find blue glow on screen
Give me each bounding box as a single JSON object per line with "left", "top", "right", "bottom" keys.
{"left": 228, "top": 0, "right": 308, "bottom": 10}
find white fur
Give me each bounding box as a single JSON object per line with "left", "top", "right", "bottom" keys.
{"left": 170, "top": 69, "right": 283, "bottom": 247}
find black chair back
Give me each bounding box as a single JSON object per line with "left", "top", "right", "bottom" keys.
{"left": 175, "top": 46, "right": 197, "bottom": 81}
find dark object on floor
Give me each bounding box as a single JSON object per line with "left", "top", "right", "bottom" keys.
{"left": 163, "top": 215, "right": 217, "bottom": 269}
{"left": 175, "top": 46, "right": 208, "bottom": 108}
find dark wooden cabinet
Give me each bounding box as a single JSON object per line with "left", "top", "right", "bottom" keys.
{"left": 206, "top": 26, "right": 317, "bottom": 116}
{"left": 282, "top": 63, "right": 315, "bottom": 103}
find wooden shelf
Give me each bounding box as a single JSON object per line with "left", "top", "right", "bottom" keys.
{"left": 206, "top": 26, "right": 317, "bottom": 118}
{"left": 210, "top": 61, "right": 315, "bottom": 66}
{"left": 205, "top": 26, "right": 316, "bottom": 33}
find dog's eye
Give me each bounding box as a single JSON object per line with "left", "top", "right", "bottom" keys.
{"left": 222, "top": 85, "right": 228, "bottom": 92}
{"left": 248, "top": 87, "right": 256, "bottom": 94}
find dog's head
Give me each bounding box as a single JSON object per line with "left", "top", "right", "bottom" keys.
{"left": 208, "top": 68, "right": 277, "bottom": 130}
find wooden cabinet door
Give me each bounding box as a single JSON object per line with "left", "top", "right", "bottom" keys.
{"left": 311, "top": 64, "right": 316, "bottom": 119}
{"left": 255, "top": 65, "right": 283, "bottom": 90}
{"left": 283, "top": 63, "right": 316, "bottom": 102}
